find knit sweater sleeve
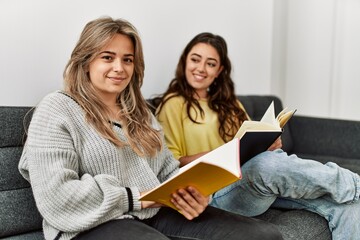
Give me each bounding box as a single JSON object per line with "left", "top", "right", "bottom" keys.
{"left": 18, "top": 93, "right": 145, "bottom": 233}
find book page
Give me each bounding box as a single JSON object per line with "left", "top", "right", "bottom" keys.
{"left": 179, "top": 138, "right": 240, "bottom": 177}
{"left": 277, "top": 108, "right": 297, "bottom": 128}
{"left": 234, "top": 121, "right": 279, "bottom": 139}
{"left": 260, "top": 101, "right": 279, "bottom": 127}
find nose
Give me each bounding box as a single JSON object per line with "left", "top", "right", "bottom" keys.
{"left": 113, "top": 58, "right": 124, "bottom": 73}
{"left": 197, "top": 62, "right": 206, "bottom": 73}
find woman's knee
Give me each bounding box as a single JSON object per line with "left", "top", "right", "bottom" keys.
{"left": 243, "top": 152, "right": 275, "bottom": 178}
{"left": 244, "top": 150, "right": 290, "bottom": 179}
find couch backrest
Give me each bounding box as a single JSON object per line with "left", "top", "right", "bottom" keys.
{"left": 0, "top": 106, "right": 43, "bottom": 238}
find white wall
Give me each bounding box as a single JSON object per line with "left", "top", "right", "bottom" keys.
{"left": 0, "top": 0, "right": 273, "bottom": 106}
{"left": 1, "top": 0, "right": 359, "bottom": 121}
{"left": 273, "top": 0, "right": 360, "bottom": 120}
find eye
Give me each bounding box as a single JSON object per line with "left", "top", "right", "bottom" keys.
{"left": 102, "top": 55, "right": 113, "bottom": 61}
{"left": 123, "top": 57, "right": 134, "bottom": 64}
{"left": 190, "top": 57, "right": 200, "bottom": 63}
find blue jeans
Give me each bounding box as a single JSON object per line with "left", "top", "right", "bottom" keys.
{"left": 211, "top": 149, "right": 360, "bottom": 240}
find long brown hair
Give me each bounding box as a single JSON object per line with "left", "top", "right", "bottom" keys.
{"left": 157, "top": 32, "right": 248, "bottom": 142}
{"left": 63, "top": 17, "right": 162, "bottom": 157}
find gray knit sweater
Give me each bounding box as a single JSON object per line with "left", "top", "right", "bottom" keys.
{"left": 18, "top": 91, "right": 180, "bottom": 240}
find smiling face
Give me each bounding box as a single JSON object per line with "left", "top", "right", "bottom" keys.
{"left": 185, "top": 43, "right": 223, "bottom": 99}
{"left": 88, "top": 33, "right": 135, "bottom": 105}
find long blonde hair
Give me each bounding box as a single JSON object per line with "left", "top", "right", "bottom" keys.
{"left": 63, "top": 17, "right": 162, "bottom": 157}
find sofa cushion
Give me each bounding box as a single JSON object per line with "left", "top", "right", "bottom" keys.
{"left": 290, "top": 116, "right": 360, "bottom": 159}
{"left": 0, "top": 187, "right": 43, "bottom": 238}
{"left": 0, "top": 107, "right": 33, "bottom": 148}
{"left": 0, "top": 147, "right": 30, "bottom": 191}
{"left": 289, "top": 115, "right": 360, "bottom": 175}
{"left": 257, "top": 209, "right": 331, "bottom": 240}
{"left": 1, "top": 231, "right": 44, "bottom": 240}
{"left": 0, "top": 106, "right": 42, "bottom": 238}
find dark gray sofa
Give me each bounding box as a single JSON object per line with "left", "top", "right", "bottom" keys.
{"left": 1, "top": 95, "right": 360, "bottom": 239}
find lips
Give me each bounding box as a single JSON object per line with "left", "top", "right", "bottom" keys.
{"left": 108, "top": 76, "right": 126, "bottom": 83}
{"left": 193, "top": 74, "right": 206, "bottom": 81}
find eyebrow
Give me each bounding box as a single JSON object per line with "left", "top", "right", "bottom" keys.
{"left": 190, "top": 53, "right": 218, "bottom": 63}
{"left": 100, "top": 51, "right": 134, "bottom": 57}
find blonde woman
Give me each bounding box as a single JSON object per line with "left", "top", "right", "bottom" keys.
{"left": 18, "top": 17, "right": 282, "bottom": 240}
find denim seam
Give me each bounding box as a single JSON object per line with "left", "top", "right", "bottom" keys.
{"left": 212, "top": 184, "right": 240, "bottom": 199}
{"left": 353, "top": 174, "right": 360, "bottom": 202}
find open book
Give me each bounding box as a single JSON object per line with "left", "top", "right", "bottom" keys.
{"left": 139, "top": 138, "right": 241, "bottom": 209}
{"left": 140, "top": 101, "right": 295, "bottom": 209}
{"left": 235, "top": 101, "right": 296, "bottom": 165}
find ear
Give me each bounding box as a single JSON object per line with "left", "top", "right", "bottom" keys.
{"left": 216, "top": 65, "right": 224, "bottom": 77}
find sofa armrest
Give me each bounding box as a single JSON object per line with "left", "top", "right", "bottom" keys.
{"left": 289, "top": 115, "right": 360, "bottom": 159}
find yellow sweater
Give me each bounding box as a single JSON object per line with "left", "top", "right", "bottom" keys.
{"left": 156, "top": 95, "right": 248, "bottom": 160}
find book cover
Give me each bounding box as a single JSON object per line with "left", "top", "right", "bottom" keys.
{"left": 235, "top": 101, "right": 296, "bottom": 165}
{"left": 139, "top": 138, "right": 241, "bottom": 209}
{"left": 239, "top": 131, "right": 282, "bottom": 165}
